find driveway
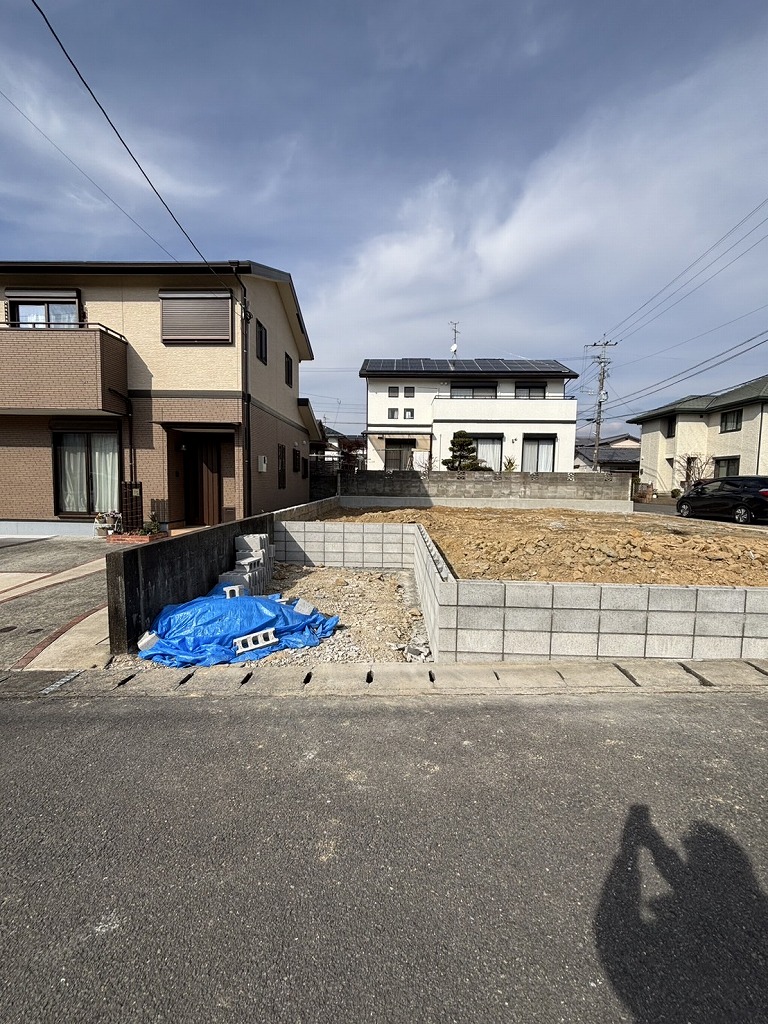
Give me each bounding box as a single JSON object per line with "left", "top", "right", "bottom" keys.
{"left": 0, "top": 537, "right": 107, "bottom": 670}
{"left": 1, "top": 691, "right": 766, "bottom": 1023}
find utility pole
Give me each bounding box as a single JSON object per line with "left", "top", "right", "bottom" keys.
{"left": 587, "top": 337, "right": 617, "bottom": 472}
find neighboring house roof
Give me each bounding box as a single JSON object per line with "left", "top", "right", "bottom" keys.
{"left": 575, "top": 446, "right": 640, "bottom": 469}
{"left": 627, "top": 374, "right": 768, "bottom": 424}
{"left": 0, "top": 259, "right": 313, "bottom": 360}
{"left": 359, "top": 358, "right": 578, "bottom": 380}
{"left": 297, "top": 398, "right": 323, "bottom": 442}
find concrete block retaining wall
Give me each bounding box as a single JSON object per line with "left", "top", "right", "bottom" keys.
{"left": 274, "top": 520, "right": 768, "bottom": 663}
{"left": 339, "top": 471, "right": 632, "bottom": 512}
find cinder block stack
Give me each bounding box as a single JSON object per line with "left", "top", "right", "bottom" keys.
{"left": 218, "top": 533, "right": 274, "bottom": 596}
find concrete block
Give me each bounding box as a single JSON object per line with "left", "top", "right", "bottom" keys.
{"left": 550, "top": 632, "right": 599, "bottom": 657}
{"left": 505, "top": 607, "right": 552, "bottom": 631}
{"left": 552, "top": 584, "right": 601, "bottom": 609}
{"left": 646, "top": 611, "right": 696, "bottom": 635}
{"left": 615, "top": 659, "right": 701, "bottom": 690}
{"left": 233, "top": 628, "right": 279, "bottom": 656}
{"left": 695, "top": 588, "right": 746, "bottom": 613}
{"left": 438, "top": 605, "right": 457, "bottom": 628}
{"left": 694, "top": 613, "right": 744, "bottom": 637}
{"left": 742, "top": 638, "right": 768, "bottom": 658}
{"left": 557, "top": 663, "right": 635, "bottom": 690}
{"left": 457, "top": 606, "right": 505, "bottom": 630}
{"left": 438, "top": 578, "right": 458, "bottom": 605}
{"left": 504, "top": 583, "right": 553, "bottom": 608}
{"left": 552, "top": 609, "right": 600, "bottom": 633}
{"left": 597, "top": 633, "right": 646, "bottom": 658}
{"left": 691, "top": 636, "right": 743, "bottom": 659}
{"left": 293, "top": 598, "right": 316, "bottom": 616}
{"left": 223, "top": 586, "right": 246, "bottom": 600}
{"left": 600, "top": 585, "right": 649, "bottom": 611}
{"left": 455, "top": 651, "right": 506, "bottom": 664}
{"left": 503, "top": 631, "right": 551, "bottom": 656}
{"left": 682, "top": 659, "right": 767, "bottom": 688}
{"left": 647, "top": 587, "right": 696, "bottom": 611}
{"left": 645, "top": 634, "right": 694, "bottom": 659}
{"left": 457, "top": 581, "right": 505, "bottom": 607}
{"left": 137, "top": 630, "right": 159, "bottom": 651}
{"left": 599, "top": 610, "right": 648, "bottom": 634}
{"left": 457, "top": 629, "right": 503, "bottom": 656}
{"left": 302, "top": 665, "right": 368, "bottom": 695}
{"left": 746, "top": 590, "right": 768, "bottom": 613}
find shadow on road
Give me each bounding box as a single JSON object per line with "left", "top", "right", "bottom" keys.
{"left": 594, "top": 804, "right": 768, "bottom": 1023}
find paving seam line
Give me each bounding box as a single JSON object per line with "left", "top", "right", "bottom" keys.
{"left": 0, "top": 564, "right": 105, "bottom": 605}
{"left": 11, "top": 603, "right": 108, "bottom": 670}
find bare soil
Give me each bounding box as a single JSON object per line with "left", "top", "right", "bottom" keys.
{"left": 317, "top": 506, "right": 768, "bottom": 587}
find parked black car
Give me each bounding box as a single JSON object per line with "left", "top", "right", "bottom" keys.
{"left": 676, "top": 476, "right": 768, "bottom": 524}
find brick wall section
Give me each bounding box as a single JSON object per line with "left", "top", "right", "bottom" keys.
{"left": 0, "top": 328, "right": 127, "bottom": 413}
{"left": 271, "top": 515, "right": 768, "bottom": 663}
{"left": 341, "top": 471, "right": 631, "bottom": 505}
{"left": 0, "top": 416, "right": 56, "bottom": 519}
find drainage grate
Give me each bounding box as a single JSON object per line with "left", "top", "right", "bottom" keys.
{"left": 0, "top": 625, "right": 17, "bottom": 633}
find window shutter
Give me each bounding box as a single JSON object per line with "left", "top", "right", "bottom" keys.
{"left": 160, "top": 291, "right": 231, "bottom": 344}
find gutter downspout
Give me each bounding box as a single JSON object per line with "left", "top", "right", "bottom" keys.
{"left": 231, "top": 263, "right": 252, "bottom": 518}
{"left": 757, "top": 401, "right": 766, "bottom": 474}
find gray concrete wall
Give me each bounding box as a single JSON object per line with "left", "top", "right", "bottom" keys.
{"left": 107, "top": 513, "right": 274, "bottom": 653}
{"left": 339, "top": 471, "right": 631, "bottom": 511}
{"left": 273, "top": 521, "right": 768, "bottom": 663}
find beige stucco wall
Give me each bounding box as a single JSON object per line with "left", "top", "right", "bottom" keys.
{"left": 639, "top": 404, "right": 768, "bottom": 490}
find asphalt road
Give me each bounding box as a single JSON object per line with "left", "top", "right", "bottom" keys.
{"left": 2, "top": 692, "right": 767, "bottom": 1023}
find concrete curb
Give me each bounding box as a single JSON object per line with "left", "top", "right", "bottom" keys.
{"left": 2, "top": 659, "right": 768, "bottom": 700}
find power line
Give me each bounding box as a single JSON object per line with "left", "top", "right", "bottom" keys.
{"left": 29, "top": 0, "right": 233, "bottom": 294}
{"left": 615, "top": 226, "right": 768, "bottom": 344}
{"left": 0, "top": 85, "right": 179, "bottom": 260}
{"left": 605, "top": 195, "right": 768, "bottom": 338}
{"left": 605, "top": 327, "right": 768, "bottom": 414}
{"left": 615, "top": 303, "right": 768, "bottom": 370}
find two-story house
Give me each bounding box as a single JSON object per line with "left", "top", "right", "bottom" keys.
{"left": 359, "top": 358, "right": 579, "bottom": 472}
{"left": 0, "top": 260, "right": 321, "bottom": 535}
{"left": 628, "top": 374, "right": 768, "bottom": 492}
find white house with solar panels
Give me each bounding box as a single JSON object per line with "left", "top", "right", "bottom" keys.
{"left": 359, "top": 358, "right": 579, "bottom": 472}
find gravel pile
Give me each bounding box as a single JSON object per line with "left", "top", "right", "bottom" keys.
{"left": 262, "top": 564, "right": 432, "bottom": 665}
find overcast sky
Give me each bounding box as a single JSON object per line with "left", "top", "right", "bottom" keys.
{"left": 1, "top": 0, "right": 766, "bottom": 435}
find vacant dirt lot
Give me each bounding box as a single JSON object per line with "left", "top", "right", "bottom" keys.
{"left": 318, "top": 506, "right": 768, "bottom": 587}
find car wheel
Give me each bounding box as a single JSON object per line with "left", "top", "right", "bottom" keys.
{"left": 678, "top": 501, "right": 693, "bottom": 518}
{"left": 734, "top": 505, "right": 753, "bottom": 525}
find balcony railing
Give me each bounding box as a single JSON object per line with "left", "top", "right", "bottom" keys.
{"left": 0, "top": 323, "right": 128, "bottom": 414}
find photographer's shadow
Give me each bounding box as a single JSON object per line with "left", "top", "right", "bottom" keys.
{"left": 594, "top": 805, "right": 768, "bottom": 1023}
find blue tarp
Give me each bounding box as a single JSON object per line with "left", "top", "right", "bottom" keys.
{"left": 139, "top": 585, "right": 339, "bottom": 667}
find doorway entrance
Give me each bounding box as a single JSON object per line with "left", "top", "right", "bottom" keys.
{"left": 183, "top": 436, "right": 222, "bottom": 526}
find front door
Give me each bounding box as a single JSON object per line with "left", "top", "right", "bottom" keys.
{"left": 183, "top": 437, "right": 222, "bottom": 526}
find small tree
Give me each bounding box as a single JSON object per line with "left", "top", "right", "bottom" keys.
{"left": 442, "top": 431, "right": 485, "bottom": 471}
{"left": 674, "top": 452, "right": 714, "bottom": 490}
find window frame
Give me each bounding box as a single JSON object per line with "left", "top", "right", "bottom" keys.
{"left": 403, "top": 386, "right": 415, "bottom": 398}
{"left": 6, "top": 288, "right": 81, "bottom": 329}
{"left": 403, "top": 408, "right": 415, "bottom": 420}
{"left": 277, "top": 443, "right": 287, "bottom": 489}
{"left": 52, "top": 429, "right": 121, "bottom": 517}
{"left": 285, "top": 352, "right": 294, "bottom": 388}
{"left": 387, "top": 408, "right": 399, "bottom": 420}
{"left": 388, "top": 386, "right": 399, "bottom": 398}
{"left": 450, "top": 383, "right": 498, "bottom": 400}
{"left": 159, "top": 290, "right": 233, "bottom": 346}
{"left": 663, "top": 416, "right": 677, "bottom": 439}
{"left": 714, "top": 456, "right": 740, "bottom": 477}
{"left": 256, "top": 319, "right": 268, "bottom": 364}
{"left": 292, "top": 447, "right": 301, "bottom": 472}
{"left": 720, "top": 409, "right": 743, "bottom": 433}
{"left": 515, "top": 382, "right": 546, "bottom": 400}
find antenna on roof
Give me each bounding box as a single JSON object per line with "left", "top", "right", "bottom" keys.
{"left": 449, "top": 321, "right": 459, "bottom": 359}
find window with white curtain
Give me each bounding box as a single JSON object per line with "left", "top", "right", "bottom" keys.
{"left": 522, "top": 436, "right": 555, "bottom": 472}
{"left": 54, "top": 432, "right": 119, "bottom": 514}
{"left": 472, "top": 437, "right": 502, "bottom": 472}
